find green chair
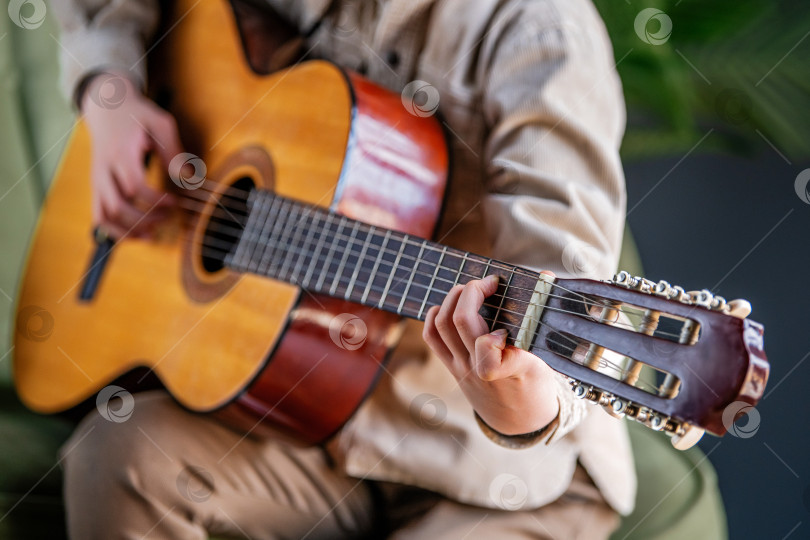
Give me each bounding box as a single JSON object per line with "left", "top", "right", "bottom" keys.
{"left": 0, "top": 11, "right": 726, "bottom": 539}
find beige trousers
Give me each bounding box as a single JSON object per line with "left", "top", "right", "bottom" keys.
{"left": 61, "top": 391, "right": 618, "bottom": 539}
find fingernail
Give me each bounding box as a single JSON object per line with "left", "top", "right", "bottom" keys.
{"left": 491, "top": 328, "right": 508, "bottom": 337}
{"left": 486, "top": 275, "right": 499, "bottom": 285}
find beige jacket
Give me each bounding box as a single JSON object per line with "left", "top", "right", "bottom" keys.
{"left": 51, "top": 0, "right": 636, "bottom": 515}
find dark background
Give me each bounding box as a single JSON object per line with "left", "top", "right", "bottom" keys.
{"left": 588, "top": 1, "right": 810, "bottom": 535}
{"left": 625, "top": 152, "right": 810, "bottom": 539}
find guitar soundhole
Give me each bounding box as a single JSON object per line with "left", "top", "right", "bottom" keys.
{"left": 200, "top": 176, "right": 254, "bottom": 273}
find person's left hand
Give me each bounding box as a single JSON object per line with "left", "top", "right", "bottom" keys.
{"left": 423, "top": 274, "right": 560, "bottom": 436}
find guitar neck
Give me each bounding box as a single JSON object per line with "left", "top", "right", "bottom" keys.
{"left": 225, "top": 190, "right": 540, "bottom": 339}
{"left": 208, "top": 189, "right": 772, "bottom": 444}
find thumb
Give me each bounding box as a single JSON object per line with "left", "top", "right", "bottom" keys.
{"left": 474, "top": 329, "right": 533, "bottom": 381}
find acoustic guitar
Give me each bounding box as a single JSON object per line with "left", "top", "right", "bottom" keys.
{"left": 12, "top": 0, "right": 768, "bottom": 450}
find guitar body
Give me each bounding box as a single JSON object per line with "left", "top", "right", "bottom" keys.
{"left": 13, "top": 0, "right": 448, "bottom": 443}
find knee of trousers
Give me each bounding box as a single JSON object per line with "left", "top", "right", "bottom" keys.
{"left": 61, "top": 390, "right": 190, "bottom": 498}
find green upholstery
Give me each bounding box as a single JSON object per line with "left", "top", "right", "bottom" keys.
{"left": 0, "top": 10, "right": 74, "bottom": 540}
{"left": 0, "top": 9, "right": 725, "bottom": 539}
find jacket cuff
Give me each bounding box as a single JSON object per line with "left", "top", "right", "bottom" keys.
{"left": 474, "top": 409, "right": 558, "bottom": 450}
{"left": 59, "top": 27, "right": 148, "bottom": 108}
{"left": 473, "top": 373, "right": 589, "bottom": 449}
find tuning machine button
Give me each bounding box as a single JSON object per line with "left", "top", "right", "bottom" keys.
{"left": 611, "top": 271, "right": 658, "bottom": 293}
{"left": 689, "top": 289, "right": 714, "bottom": 308}
{"left": 727, "top": 299, "right": 752, "bottom": 319}
{"left": 648, "top": 413, "right": 666, "bottom": 431}
{"left": 654, "top": 280, "right": 671, "bottom": 296}
{"left": 710, "top": 295, "right": 727, "bottom": 312}
{"left": 668, "top": 286, "right": 689, "bottom": 303}
{"left": 572, "top": 383, "right": 590, "bottom": 399}
{"left": 610, "top": 398, "right": 628, "bottom": 416}
{"left": 670, "top": 423, "right": 706, "bottom": 450}
{"left": 612, "top": 271, "right": 632, "bottom": 287}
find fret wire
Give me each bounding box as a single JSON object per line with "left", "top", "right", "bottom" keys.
{"left": 481, "top": 256, "right": 494, "bottom": 279}
{"left": 250, "top": 192, "right": 281, "bottom": 273}
{"left": 289, "top": 207, "right": 323, "bottom": 286}
{"left": 417, "top": 245, "right": 447, "bottom": 319}
{"left": 277, "top": 199, "right": 308, "bottom": 278}
{"left": 315, "top": 214, "right": 348, "bottom": 291}
{"left": 251, "top": 194, "right": 284, "bottom": 274}
{"left": 361, "top": 229, "right": 391, "bottom": 304}
{"left": 345, "top": 224, "right": 377, "bottom": 301}
{"left": 233, "top": 192, "right": 264, "bottom": 271}
{"left": 330, "top": 220, "right": 363, "bottom": 296}
{"left": 231, "top": 193, "right": 249, "bottom": 271}
{"left": 301, "top": 206, "right": 334, "bottom": 289}
{"left": 453, "top": 256, "right": 467, "bottom": 287}
{"left": 491, "top": 268, "right": 515, "bottom": 331}
{"left": 241, "top": 192, "right": 272, "bottom": 272}
{"left": 397, "top": 240, "right": 426, "bottom": 315}
{"left": 262, "top": 197, "right": 299, "bottom": 276}
{"left": 276, "top": 202, "right": 312, "bottom": 283}
{"left": 378, "top": 234, "right": 409, "bottom": 309}
{"left": 218, "top": 201, "right": 647, "bottom": 338}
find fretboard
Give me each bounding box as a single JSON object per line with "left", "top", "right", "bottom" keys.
{"left": 225, "top": 190, "right": 542, "bottom": 337}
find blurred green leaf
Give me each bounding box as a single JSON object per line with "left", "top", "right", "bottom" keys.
{"left": 593, "top": 0, "right": 810, "bottom": 161}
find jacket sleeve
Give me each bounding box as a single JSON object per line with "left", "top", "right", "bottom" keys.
{"left": 478, "top": 2, "right": 627, "bottom": 443}
{"left": 49, "top": 0, "right": 161, "bottom": 103}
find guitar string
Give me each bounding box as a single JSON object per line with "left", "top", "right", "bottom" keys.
{"left": 173, "top": 189, "right": 686, "bottom": 337}
{"left": 200, "top": 237, "right": 683, "bottom": 363}
{"left": 177, "top": 193, "right": 686, "bottom": 342}
{"left": 176, "top": 187, "right": 636, "bottom": 312}
{"left": 188, "top": 205, "right": 683, "bottom": 342}
{"left": 173, "top": 191, "right": 673, "bottom": 396}
{"left": 196, "top": 230, "right": 669, "bottom": 341}
{"left": 207, "top": 236, "right": 663, "bottom": 394}
{"left": 167, "top": 187, "right": 680, "bottom": 400}
{"left": 177, "top": 188, "right": 633, "bottom": 315}
{"left": 201, "top": 239, "right": 668, "bottom": 396}
{"left": 195, "top": 228, "right": 681, "bottom": 340}
{"left": 177, "top": 191, "right": 649, "bottom": 321}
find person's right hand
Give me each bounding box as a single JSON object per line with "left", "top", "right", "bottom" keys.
{"left": 80, "top": 72, "right": 181, "bottom": 239}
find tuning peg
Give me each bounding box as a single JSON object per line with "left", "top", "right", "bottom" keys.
{"left": 611, "top": 271, "right": 657, "bottom": 293}
{"left": 710, "top": 295, "right": 727, "bottom": 312}
{"left": 572, "top": 382, "right": 590, "bottom": 399}
{"left": 611, "top": 271, "right": 632, "bottom": 287}
{"left": 654, "top": 280, "right": 671, "bottom": 296}
{"left": 688, "top": 289, "right": 714, "bottom": 308}
{"left": 727, "top": 299, "right": 752, "bottom": 319}
{"left": 668, "top": 285, "right": 688, "bottom": 303}
{"left": 610, "top": 398, "right": 628, "bottom": 416}
{"left": 648, "top": 413, "right": 666, "bottom": 431}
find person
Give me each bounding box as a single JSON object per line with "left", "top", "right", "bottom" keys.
{"left": 51, "top": 0, "right": 636, "bottom": 538}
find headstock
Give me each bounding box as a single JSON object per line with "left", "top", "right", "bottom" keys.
{"left": 531, "top": 271, "right": 769, "bottom": 450}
